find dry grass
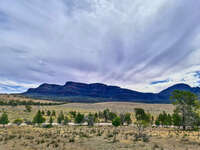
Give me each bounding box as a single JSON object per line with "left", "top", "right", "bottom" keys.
{"left": 0, "top": 126, "right": 200, "bottom": 150}
{"left": 61, "top": 102, "right": 175, "bottom": 114}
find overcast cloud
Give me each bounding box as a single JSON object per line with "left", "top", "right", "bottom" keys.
{"left": 0, "top": 0, "right": 200, "bottom": 93}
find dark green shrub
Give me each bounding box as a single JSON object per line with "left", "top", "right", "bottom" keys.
{"left": 75, "top": 113, "right": 84, "bottom": 124}
{"left": 13, "top": 118, "right": 23, "bottom": 125}
{"left": 112, "top": 117, "right": 121, "bottom": 127}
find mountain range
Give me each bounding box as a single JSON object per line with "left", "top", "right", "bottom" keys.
{"left": 23, "top": 81, "right": 200, "bottom": 103}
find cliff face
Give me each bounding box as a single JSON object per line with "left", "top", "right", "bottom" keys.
{"left": 24, "top": 82, "right": 200, "bottom": 103}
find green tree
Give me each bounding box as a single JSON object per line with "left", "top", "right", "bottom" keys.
{"left": 156, "top": 111, "right": 172, "bottom": 126}
{"left": 172, "top": 110, "right": 182, "bottom": 127}
{"left": 120, "top": 113, "right": 132, "bottom": 125}
{"left": 52, "top": 110, "right": 56, "bottom": 116}
{"left": 33, "top": 110, "right": 45, "bottom": 124}
{"left": 64, "top": 116, "right": 69, "bottom": 125}
{"left": 0, "top": 112, "right": 9, "bottom": 127}
{"left": 167, "top": 114, "right": 172, "bottom": 126}
{"left": 134, "top": 108, "right": 150, "bottom": 137}
{"left": 86, "top": 113, "right": 95, "bottom": 126}
{"left": 112, "top": 117, "right": 121, "bottom": 127}
{"left": 103, "top": 109, "right": 110, "bottom": 122}
{"left": 49, "top": 116, "right": 53, "bottom": 124}
{"left": 171, "top": 90, "right": 200, "bottom": 130}
{"left": 125, "top": 113, "right": 132, "bottom": 125}
{"left": 75, "top": 113, "right": 84, "bottom": 124}
{"left": 155, "top": 119, "right": 160, "bottom": 126}
{"left": 69, "top": 111, "right": 77, "bottom": 118}
{"left": 57, "top": 111, "right": 64, "bottom": 124}
{"left": 108, "top": 112, "right": 117, "bottom": 121}
{"left": 98, "top": 111, "right": 104, "bottom": 119}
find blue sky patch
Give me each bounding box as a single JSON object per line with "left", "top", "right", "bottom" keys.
{"left": 151, "top": 80, "right": 169, "bottom": 85}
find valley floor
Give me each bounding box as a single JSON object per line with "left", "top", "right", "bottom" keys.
{"left": 0, "top": 102, "right": 194, "bottom": 150}
{"left": 0, "top": 102, "right": 174, "bottom": 122}
{"left": 0, "top": 126, "right": 200, "bottom": 150}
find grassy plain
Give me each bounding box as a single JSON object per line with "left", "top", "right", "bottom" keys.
{"left": 0, "top": 102, "right": 174, "bottom": 122}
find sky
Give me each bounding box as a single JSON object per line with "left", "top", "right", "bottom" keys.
{"left": 0, "top": 0, "right": 200, "bottom": 93}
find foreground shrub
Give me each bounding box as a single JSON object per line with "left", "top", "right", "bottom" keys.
{"left": 0, "top": 112, "right": 9, "bottom": 127}
{"left": 112, "top": 117, "right": 121, "bottom": 127}
{"left": 13, "top": 118, "right": 23, "bottom": 125}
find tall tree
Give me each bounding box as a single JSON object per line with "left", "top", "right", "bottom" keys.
{"left": 171, "top": 90, "right": 200, "bottom": 130}
{"left": 103, "top": 109, "right": 110, "bottom": 122}
{"left": 134, "top": 108, "right": 150, "bottom": 137}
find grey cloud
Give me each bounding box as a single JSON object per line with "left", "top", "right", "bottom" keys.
{"left": 0, "top": 0, "right": 200, "bottom": 93}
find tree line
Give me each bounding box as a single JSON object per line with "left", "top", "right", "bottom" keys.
{"left": 1, "top": 90, "right": 200, "bottom": 133}
{"left": 0, "top": 100, "right": 65, "bottom": 106}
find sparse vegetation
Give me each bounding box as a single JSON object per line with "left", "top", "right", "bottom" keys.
{"left": 0, "top": 91, "right": 199, "bottom": 149}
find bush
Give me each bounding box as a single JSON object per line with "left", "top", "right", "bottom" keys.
{"left": 33, "top": 110, "right": 45, "bottom": 124}
{"left": 112, "top": 117, "right": 121, "bottom": 127}
{"left": 109, "top": 112, "right": 117, "bottom": 121}
{"left": 25, "top": 105, "right": 32, "bottom": 112}
{"left": 0, "top": 112, "right": 9, "bottom": 127}
{"left": 86, "top": 113, "right": 95, "bottom": 126}
{"left": 69, "top": 111, "right": 76, "bottom": 118}
{"left": 13, "top": 118, "right": 23, "bottom": 125}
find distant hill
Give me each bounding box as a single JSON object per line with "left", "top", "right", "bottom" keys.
{"left": 23, "top": 82, "right": 200, "bottom": 103}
